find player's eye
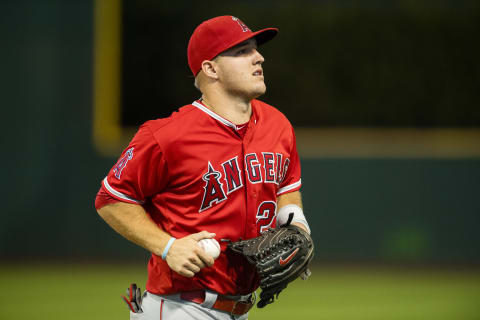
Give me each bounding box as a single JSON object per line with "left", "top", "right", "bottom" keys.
{"left": 237, "top": 48, "right": 249, "bottom": 55}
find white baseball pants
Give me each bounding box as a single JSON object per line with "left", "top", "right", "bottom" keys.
{"left": 130, "top": 292, "right": 249, "bottom": 320}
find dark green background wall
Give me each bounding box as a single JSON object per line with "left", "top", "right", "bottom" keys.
{"left": 1, "top": 0, "right": 479, "bottom": 264}
{"left": 302, "top": 159, "right": 480, "bottom": 263}
{"left": 121, "top": 0, "right": 480, "bottom": 127}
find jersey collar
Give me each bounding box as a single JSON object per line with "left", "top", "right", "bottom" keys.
{"left": 192, "top": 100, "right": 253, "bottom": 131}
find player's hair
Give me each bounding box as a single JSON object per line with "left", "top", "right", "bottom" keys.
{"left": 194, "top": 74, "right": 201, "bottom": 92}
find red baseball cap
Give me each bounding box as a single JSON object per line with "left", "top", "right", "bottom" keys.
{"left": 187, "top": 16, "right": 278, "bottom": 76}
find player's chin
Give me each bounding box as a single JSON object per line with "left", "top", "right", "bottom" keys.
{"left": 233, "top": 83, "right": 266, "bottom": 100}
{"left": 251, "top": 83, "right": 267, "bottom": 99}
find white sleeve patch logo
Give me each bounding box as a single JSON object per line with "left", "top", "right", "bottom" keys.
{"left": 113, "top": 147, "right": 134, "bottom": 179}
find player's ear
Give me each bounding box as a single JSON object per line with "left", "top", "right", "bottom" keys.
{"left": 201, "top": 60, "right": 219, "bottom": 80}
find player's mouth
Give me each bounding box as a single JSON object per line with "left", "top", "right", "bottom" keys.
{"left": 253, "top": 69, "right": 263, "bottom": 77}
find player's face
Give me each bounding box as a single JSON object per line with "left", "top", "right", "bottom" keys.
{"left": 215, "top": 39, "right": 266, "bottom": 100}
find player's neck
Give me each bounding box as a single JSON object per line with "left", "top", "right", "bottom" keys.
{"left": 201, "top": 93, "right": 252, "bottom": 125}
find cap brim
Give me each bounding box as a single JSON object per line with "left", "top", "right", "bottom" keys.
{"left": 214, "top": 27, "right": 279, "bottom": 59}
{"left": 253, "top": 28, "right": 279, "bottom": 46}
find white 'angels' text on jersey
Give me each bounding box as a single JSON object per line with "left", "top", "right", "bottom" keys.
{"left": 199, "top": 152, "right": 290, "bottom": 212}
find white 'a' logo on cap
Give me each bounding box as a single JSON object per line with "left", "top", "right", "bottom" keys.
{"left": 232, "top": 16, "right": 251, "bottom": 32}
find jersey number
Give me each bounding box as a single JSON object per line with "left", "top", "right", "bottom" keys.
{"left": 256, "top": 201, "right": 277, "bottom": 234}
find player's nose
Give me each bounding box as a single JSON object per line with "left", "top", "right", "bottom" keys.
{"left": 253, "top": 49, "right": 265, "bottom": 65}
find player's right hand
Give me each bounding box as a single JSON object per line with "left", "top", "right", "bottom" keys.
{"left": 165, "top": 231, "right": 216, "bottom": 277}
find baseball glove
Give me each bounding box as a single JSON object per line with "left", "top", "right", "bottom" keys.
{"left": 227, "top": 218, "right": 314, "bottom": 308}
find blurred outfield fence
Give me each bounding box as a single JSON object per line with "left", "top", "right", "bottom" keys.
{"left": 1, "top": 0, "right": 479, "bottom": 265}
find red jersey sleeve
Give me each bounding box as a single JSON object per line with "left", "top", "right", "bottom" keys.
{"left": 101, "top": 123, "right": 168, "bottom": 204}
{"left": 277, "top": 126, "right": 302, "bottom": 195}
{"left": 94, "top": 186, "right": 121, "bottom": 210}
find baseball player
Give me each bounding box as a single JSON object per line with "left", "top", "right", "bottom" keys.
{"left": 95, "top": 15, "right": 311, "bottom": 320}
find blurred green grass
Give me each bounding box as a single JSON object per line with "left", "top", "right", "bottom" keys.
{"left": 0, "top": 263, "right": 479, "bottom": 320}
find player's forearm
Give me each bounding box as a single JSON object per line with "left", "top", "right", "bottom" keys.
{"left": 277, "top": 190, "right": 303, "bottom": 209}
{"left": 277, "top": 191, "right": 310, "bottom": 233}
{"left": 97, "top": 202, "right": 170, "bottom": 256}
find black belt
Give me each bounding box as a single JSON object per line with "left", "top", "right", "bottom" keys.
{"left": 180, "top": 290, "right": 255, "bottom": 316}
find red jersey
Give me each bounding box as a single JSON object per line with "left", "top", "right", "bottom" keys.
{"left": 97, "top": 99, "right": 301, "bottom": 295}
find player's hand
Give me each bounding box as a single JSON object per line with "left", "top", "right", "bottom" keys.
{"left": 165, "top": 231, "right": 216, "bottom": 277}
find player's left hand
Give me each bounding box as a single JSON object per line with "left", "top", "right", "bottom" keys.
{"left": 228, "top": 223, "right": 314, "bottom": 308}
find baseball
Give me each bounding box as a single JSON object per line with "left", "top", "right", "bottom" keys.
{"left": 197, "top": 238, "right": 221, "bottom": 260}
